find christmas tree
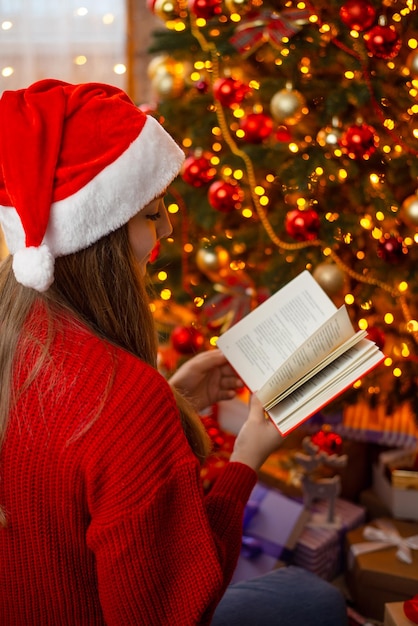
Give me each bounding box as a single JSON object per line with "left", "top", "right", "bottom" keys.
{"left": 144, "top": 0, "right": 418, "bottom": 429}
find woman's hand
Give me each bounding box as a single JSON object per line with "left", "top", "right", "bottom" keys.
{"left": 230, "top": 394, "right": 283, "bottom": 472}
{"left": 169, "top": 353, "right": 283, "bottom": 470}
{"left": 168, "top": 350, "right": 242, "bottom": 412}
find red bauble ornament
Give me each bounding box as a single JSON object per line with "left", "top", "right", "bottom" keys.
{"left": 275, "top": 125, "right": 292, "bottom": 142}
{"left": 181, "top": 152, "right": 217, "bottom": 187}
{"left": 339, "top": 123, "right": 377, "bottom": 160}
{"left": 339, "top": 0, "right": 376, "bottom": 31}
{"left": 208, "top": 180, "right": 244, "bottom": 213}
{"left": 239, "top": 112, "right": 273, "bottom": 143}
{"left": 213, "top": 77, "right": 250, "bottom": 107}
{"left": 171, "top": 325, "right": 205, "bottom": 354}
{"left": 311, "top": 430, "right": 343, "bottom": 456}
{"left": 285, "top": 208, "right": 320, "bottom": 241}
{"left": 188, "top": 0, "right": 222, "bottom": 19}
{"left": 366, "top": 326, "right": 386, "bottom": 350}
{"left": 377, "top": 235, "right": 406, "bottom": 263}
{"left": 364, "top": 24, "right": 401, "bottom": 59}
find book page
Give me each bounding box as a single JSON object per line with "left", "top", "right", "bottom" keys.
{"left": 216, "top": 271, "right": 337, "bottom": 392}
{"left": 257, "top": 306, "right": 360, "bottom": 408}
{"left": 267, "top": 339, "right": 384, "bottom": 435}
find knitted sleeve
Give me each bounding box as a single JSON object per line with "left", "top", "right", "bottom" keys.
{"left": 83, "top": 350, "right": 256, "bottom": 626}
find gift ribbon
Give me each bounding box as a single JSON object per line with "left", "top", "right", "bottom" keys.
{"left": 348, "top": 518, "right": 418, "bottom": 567}
{"left": 230, "top": 8, "right": 310, "bottom": 55}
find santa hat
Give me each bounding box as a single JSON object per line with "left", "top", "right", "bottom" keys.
{"left": 0, "top": 79, "right": 185, "bottom": 292}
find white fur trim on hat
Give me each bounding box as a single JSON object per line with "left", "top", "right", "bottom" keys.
{"left": 0, "top": 114, "right": 184, "bottom": 262}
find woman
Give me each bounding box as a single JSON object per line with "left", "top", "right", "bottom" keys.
{"left": 0, "top": 79, "right": 347, "bottom": 625}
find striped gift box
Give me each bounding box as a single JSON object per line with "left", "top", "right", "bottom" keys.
{"left": 292, "top": 498, "right": 366, "bottom": 581}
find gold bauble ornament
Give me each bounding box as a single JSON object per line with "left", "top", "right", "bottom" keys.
{"left": 313, "top": 262, "right": 345, "bottom": 296}
{"left": 148, "top": 55, "right": 186, "bottom": 99}
{"left": 147, "top": 55, "right": 169, "bottom": 80}
{"left": 317, "top": 118, "right": 342, "bottom": 148}
{"left": 401, "top": 192, "right": 418, "bottom": 228}
{"left": 196, "top": 245, "right": 230, "bottom": 274}
{"left": 152, "top": 0, "right": 186, "bottom": 21}
{"left": 152, "top": 72, "right": 184, "bottom": 99}
{"left": 270, "top": 84, "right": 306, "bottom": 126}
{"left": 406, "top": 49, "right": 418, "bottom": 78}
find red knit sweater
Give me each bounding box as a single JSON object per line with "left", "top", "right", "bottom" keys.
{"left": 0, "top": 308, "right": 256, "bottom": 625}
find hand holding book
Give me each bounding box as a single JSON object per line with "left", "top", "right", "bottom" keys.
{"left": 216, "top": 271, "right": 384, "bottom": 436}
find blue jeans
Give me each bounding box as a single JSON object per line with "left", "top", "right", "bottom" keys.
{"left": 212, "top": 566, "right": 348, "bottom": 626}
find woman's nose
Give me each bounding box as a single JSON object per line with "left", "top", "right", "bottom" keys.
{"left": 158, "top": 204, "right": 173, "bottom": 239}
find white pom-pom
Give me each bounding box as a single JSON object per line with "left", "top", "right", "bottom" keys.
{"left": 12, "top": 245, "right": 55, "bottom": 292}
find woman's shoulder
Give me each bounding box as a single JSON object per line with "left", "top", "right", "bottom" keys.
{"left": 36, "top": 306, "right": 177, "bottom": 434}
{"left": 27, "top": 302, "right": 163, "bottom": 392}
{"left": 56, "top": 311, "right": 159, "bottom": 382}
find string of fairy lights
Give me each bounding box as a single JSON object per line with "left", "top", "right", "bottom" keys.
{"left": 147, "top": 0, "right": 418, "bottom": 409}
{"left": 189, "top": 11, "right": 417, "bottom": 342}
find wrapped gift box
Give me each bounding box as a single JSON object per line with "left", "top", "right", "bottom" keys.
{"left": 292, "top": 498, "right": 366, "bottom": 581}
{"left": 359, "top": 487, "right": 392, "bottom": 521}
{"left": 345, "top": 518, "right": 418, "bottom": 622}
{"left": 231, "top": 483, "right": 309, "bottom": 583}
{"left": 384, "top": 602, "right": 416, "bottom": 626}
{"left": 373, "top": 448, "right": 418, "bottom": 521}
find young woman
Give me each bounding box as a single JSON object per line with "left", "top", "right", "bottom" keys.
{"left": 0, "top": 79, "right": 347, "bottom": 625}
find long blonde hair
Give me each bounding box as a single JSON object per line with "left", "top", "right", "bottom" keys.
{"left": 0, "top": 224, "right": 210, "bottom": 526}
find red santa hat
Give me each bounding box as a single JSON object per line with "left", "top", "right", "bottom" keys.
{"left": 0, "top": 79, "right": 185, "bottom": 292}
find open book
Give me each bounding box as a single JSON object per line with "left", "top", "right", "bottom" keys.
{"left": 216, "top": 270, "right": 384, "bottom": 436}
